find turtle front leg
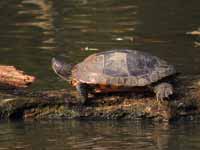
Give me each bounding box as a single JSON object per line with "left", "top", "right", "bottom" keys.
{"left": 76, "top": 83, "right": 88, "bottom": 104}
{"left": 153, "top": 82, "right": 173, "bottom": 102}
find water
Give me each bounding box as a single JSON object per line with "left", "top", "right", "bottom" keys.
{"left": 0, "top": 120, "right": 200, "bottom": 150}
{"left": 0, "top": 0, "right": 200, "bottom": 90}
{"left": 0, "top": 0, "right": 200, "bottom": 149}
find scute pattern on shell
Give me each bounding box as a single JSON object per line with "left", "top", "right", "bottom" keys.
{"left": 72, "top": 49, "right": 176, "bottom": 86}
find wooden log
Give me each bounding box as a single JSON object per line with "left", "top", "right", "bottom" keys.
{"left": 0, "top": 65, "right": 35, "bottom": 88}
{"left": 0, "top": 76, "right": 200, "bottom": 122}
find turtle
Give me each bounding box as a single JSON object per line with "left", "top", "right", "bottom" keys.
{"left": 51, "top": 49, "right": 176, "bottom": 104}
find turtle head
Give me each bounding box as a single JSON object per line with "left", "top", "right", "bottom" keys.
{"left": 51, "top": 57, "right": 73, "bottom": 80}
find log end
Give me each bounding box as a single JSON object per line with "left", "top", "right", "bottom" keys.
{"left": 0, "top": 65, "right": 36, "bottom": 88}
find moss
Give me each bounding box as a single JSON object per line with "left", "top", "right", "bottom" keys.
{"left": 61, "top": 106, "right": 80, "bottom": 118}
{"left": 0, "top": 77, "right": 200, "bottom": 122}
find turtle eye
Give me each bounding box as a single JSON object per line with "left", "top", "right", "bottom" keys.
{"left": 55, "top": 62, "right": 62, "bottom": 70}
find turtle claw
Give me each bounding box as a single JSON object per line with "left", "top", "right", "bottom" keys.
{"left": 154, "top": 83, "right": 173, "bottom": 102}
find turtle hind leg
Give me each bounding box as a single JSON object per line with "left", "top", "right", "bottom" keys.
{"left": 153, "top": 82, "right": 173, "bottom": 102}
{"left": 76, "top": 83, "right": 88, "bottom": 104}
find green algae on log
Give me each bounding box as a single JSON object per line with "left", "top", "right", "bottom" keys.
{"left": 0, "top": 76, "right": 200, "bottom": 121}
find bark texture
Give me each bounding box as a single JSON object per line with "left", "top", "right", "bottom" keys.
{"left": 0, "top": 76, "right": 200, "bottom": 122}
{"left": 0, "top": 65, "right": 35, "bottom": 88}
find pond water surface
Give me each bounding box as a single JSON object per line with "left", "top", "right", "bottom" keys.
{"left": 0, "top": 0, "right": 200, "bottom": 149}
{"left": 1, "top": 120, "right": 200, "bottom": 150}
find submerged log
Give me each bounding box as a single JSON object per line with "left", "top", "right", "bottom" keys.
{"left": 0, "top": 76, "right": 200, "bottom": 122}
{"left": 0, "top": 65, "right": 35, "bottom": 88}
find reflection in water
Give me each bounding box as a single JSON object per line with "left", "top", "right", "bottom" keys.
{"left": 19, "top": 0, "right": 55, "bottom": 50}
{"left": 0, "top": 120, "right": 200, "bottom": 150}
{"left": 0, "top": 121, "right": 176, "bottom": 150}
{"left": 187, "top": 28, "right": 200, "bottom": 47}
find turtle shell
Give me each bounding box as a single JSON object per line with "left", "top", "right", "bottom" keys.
{"left": 72, "top": 49, "right": 176, "bottom": 86}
